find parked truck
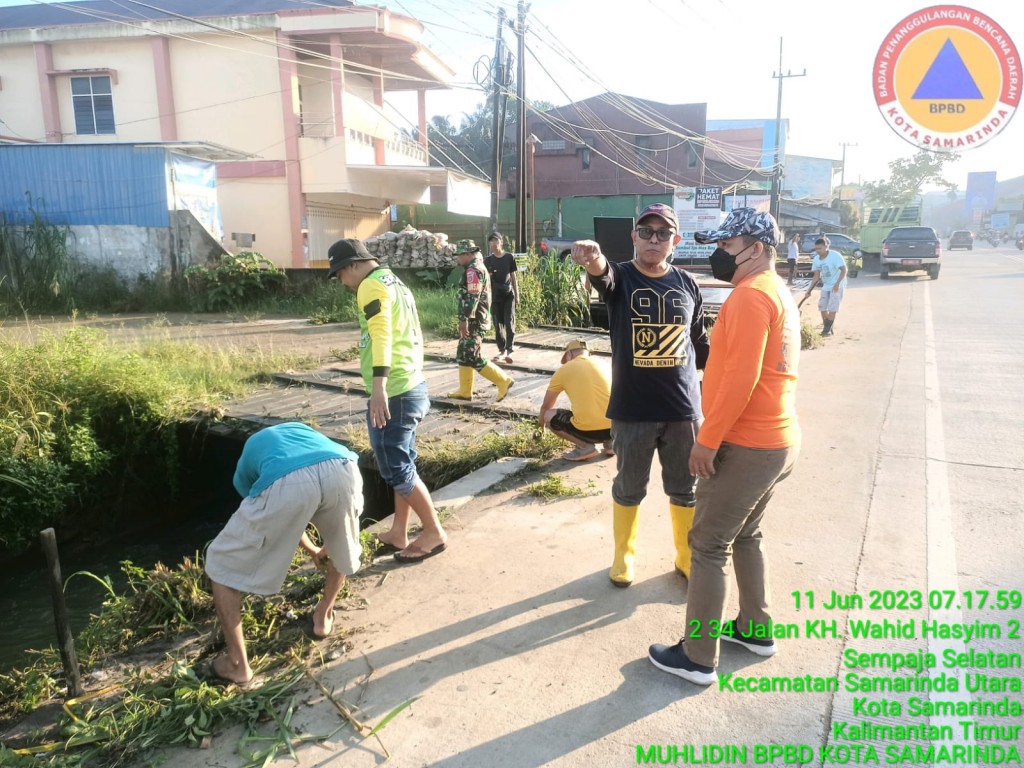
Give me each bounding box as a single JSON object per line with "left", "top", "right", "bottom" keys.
{"left": 859, "top": 202, "right": 923, "bottom": 256}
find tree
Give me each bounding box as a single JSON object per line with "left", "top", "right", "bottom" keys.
{"left": 838, "top": 200, "right": 860, "bottom": 231}
{"left": 861, "top": 150, "right": 959, "bottom": 206}
{"left": 426, "top": 98, "right": 555, "bottom": 179}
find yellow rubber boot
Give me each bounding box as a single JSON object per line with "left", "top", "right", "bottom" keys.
{"left": 670, "top": 503, "right": 695, "bottom": 578}
{"left": 609, "top": 502, "right": 640, "bottom": 587}
{"left": 447, "top": 366, "right": 475, "bottom": 400}
{"left": 479, "top": 361, "right": 514, "bottom": 402}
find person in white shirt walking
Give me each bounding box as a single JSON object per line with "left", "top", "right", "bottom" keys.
{"left": 786, "top": 232, "right": 800, "bottom": 285}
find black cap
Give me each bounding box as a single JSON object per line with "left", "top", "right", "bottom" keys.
{"left": 487, "top": 231, "right": 502, "bottom": 242}
{"left": 327, "top": 238, "right": 375, "bottom": 277}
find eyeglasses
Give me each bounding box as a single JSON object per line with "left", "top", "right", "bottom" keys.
{"left": 635, "top": 226, "right": 676, "bottom": 242}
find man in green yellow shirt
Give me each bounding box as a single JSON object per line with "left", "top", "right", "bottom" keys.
{"left": 328, "top": 239, "right": 447, "bottom": 563}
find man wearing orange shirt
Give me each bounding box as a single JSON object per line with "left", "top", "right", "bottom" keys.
{"left": 648, "top": 208, "right": 801, "bottom": 686}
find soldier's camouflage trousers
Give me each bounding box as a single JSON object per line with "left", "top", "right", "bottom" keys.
{"left": 455, "top": 324, "right": 485, "bottom": 368}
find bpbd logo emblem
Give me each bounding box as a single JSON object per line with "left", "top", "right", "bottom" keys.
{"left": 873, "top": 6, "right": 1019, "bottom": 151}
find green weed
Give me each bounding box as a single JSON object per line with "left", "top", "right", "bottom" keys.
{"left": 522, "top": 473, "right": 591, "bottom": 501}
{"left": 801, "top": 320, "right": 823, "bottom": 350}
{"left": 517, "top": 253, "right": 590, "bottom": 328}
{"left": 0, "top": 201, "right": 75, "bottom": 314}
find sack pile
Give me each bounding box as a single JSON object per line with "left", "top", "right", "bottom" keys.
{"left": 363, "top": 226, "right": 456, "bottom": 268}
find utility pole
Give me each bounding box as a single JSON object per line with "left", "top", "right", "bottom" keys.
{"left": 488, "top": 8, "right": 506, "bottom": 233}
{"left": 838, "top": 141, "right": 857, "bottom": 201}
{"left": 527, "top": 133, "right": 540, "bottom": 249}
{"left": 513, "top": 0, "right": 529, "bottom": 253}
{"left": 770, "top": 38, "right": 805, "bottom": 223}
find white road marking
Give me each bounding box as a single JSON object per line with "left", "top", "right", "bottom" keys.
{"left": 923, "top": 284, "right": 976, "bottom": 758}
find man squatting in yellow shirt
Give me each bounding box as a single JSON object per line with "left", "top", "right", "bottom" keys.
{"left": 538, "top": 338, "right": 614, "bottom": 462}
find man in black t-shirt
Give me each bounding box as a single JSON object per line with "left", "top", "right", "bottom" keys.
{"left": 484, "top": 232, "right": 519, "bottom": 363}
{"left": 571, "top": 203, "right": 709, "bottom": 588}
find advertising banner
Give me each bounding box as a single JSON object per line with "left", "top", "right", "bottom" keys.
{"left": 675, "top": 186, "right": 697, "bottom": 211}
{"left": 170, "top": 153, "right": 222, "bottom": 241}
{"left": 447, "top": 172, "right": 490, "bottom": 216}
{"left": 695, "top": 186, "right": 722, "bottom": 209}
{"left": 674, "top": 210, "right": 722, "bottom": 263}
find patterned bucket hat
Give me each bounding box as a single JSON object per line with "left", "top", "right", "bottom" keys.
{"left": 694, "top": 207, "right": 779, "bottom": 246}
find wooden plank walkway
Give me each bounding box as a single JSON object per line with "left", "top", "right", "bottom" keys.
{"left": 221, "top": 328, "right": 610, "bottom": 463}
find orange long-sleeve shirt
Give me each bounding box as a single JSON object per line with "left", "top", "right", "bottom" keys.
{"left": 698, "top": 270, "right": 801, "bottom": 451}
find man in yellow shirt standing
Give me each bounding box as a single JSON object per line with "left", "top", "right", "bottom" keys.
{"left": 538, "top": 339, "right": 613, "bottom": 462}
{"left": 649, "top": 208, "right": 800, "bottom": 686}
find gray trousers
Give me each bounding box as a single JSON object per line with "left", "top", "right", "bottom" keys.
{"left": 684, "top": 441, "right": 799, "bottom": 667}
{"left": 609, "top": 420, "right": 699, "bottom": 507}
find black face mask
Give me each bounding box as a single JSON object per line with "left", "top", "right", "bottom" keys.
{"left": 709, "top": 242, "right": 757, "bottom": 282}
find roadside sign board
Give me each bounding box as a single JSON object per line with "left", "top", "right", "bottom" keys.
{"left": 695, "top": 187, "right": 722, "bottom": 209}
{"left": 873, "top": 6, "right": 1019, "bottom": 152}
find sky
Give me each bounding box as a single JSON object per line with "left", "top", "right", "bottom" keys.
{"left": 2, "top": 0, "right": 1022, "bottom": 192}
{"left": 382, "top": 0, "right": 1024, "bottom": 192}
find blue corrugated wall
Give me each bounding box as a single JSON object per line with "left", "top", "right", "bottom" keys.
{"left": 0, "top": 144, "right": 170, "bottom": 228}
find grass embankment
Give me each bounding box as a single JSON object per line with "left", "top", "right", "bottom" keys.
{"left": 0, "top": 324, "right": 322, "bottom": 555}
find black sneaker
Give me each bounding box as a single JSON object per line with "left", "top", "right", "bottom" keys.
{"left": 648, "top": 641, "right": 717, "bottom": 686}
{"left": 720, "top": 618, "right": 777, "bottom": 657}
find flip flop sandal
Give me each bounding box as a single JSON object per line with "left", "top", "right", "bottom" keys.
{"left": 200, "top": 659, "right": 259, "bottom": 690}
{"left": 301, "top": 611, "right": 335, "bottom": 640}
{"left": 371, "top": 535, "right": 402, "bottom": 555}
{"left": 393, "top": 542, "right": 448, "bottom": 564}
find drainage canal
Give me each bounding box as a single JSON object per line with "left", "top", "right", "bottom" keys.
{"left": 0, "top": 421, "right": 394, "bottom": 671}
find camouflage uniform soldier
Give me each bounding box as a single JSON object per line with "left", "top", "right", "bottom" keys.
{"left": 447, "top": 239, "right": 515, "bottom": 401}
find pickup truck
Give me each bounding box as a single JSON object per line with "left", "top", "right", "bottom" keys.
{"left": 880, "top": 226, "right": 941, "bottom": 280}
{"left": 539, "top": 237, "right": 576, "bottom": 260}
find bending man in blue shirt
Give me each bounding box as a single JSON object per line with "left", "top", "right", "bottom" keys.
{"left": 204, "top": 422, "right": 363, "bottom": 685}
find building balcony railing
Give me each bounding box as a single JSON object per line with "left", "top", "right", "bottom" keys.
{"left": 299, "top": 115, "right": 426, "bottom": 165}
{"left": 300, "top": 113, "right": 335, "bottom": 138}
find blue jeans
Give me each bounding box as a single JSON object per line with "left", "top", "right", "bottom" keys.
{"left": 367, "top": 382, "right": 429, "bottom": 497}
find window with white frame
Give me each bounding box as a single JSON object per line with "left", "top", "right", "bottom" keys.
{"left": 71, "top": 76, "right": 115, "bottom": 135}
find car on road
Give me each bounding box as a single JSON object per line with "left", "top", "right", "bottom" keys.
{"left": 948, "top": 230, "right": 974, "bottom": 250}
{"left": 881, "top": 226, "right": 941, "bottom": 280}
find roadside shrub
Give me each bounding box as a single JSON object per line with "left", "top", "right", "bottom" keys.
{"left": 0, "top": 202, "right": 75, "bottom": 314}
{"left": 0, "top": 457, "right": 74, "bottom": 550}
{"left": 305, "top": 281, "right": 359, "bottom": 325}
{"left": 184, "top": 251, "right": 286, "bottom": 312}
{"left": 518, "top": 253, "right": 590, "bottom": 328}
{"left": 69, "top": 263, "right": 134, "bottom": 311}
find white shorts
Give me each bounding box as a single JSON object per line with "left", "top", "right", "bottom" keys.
{"left": 818, "top": 283, "right": 845, "bottom": 313}
{"left": 205, "top": 458, "right": 363, "bottom": 595}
